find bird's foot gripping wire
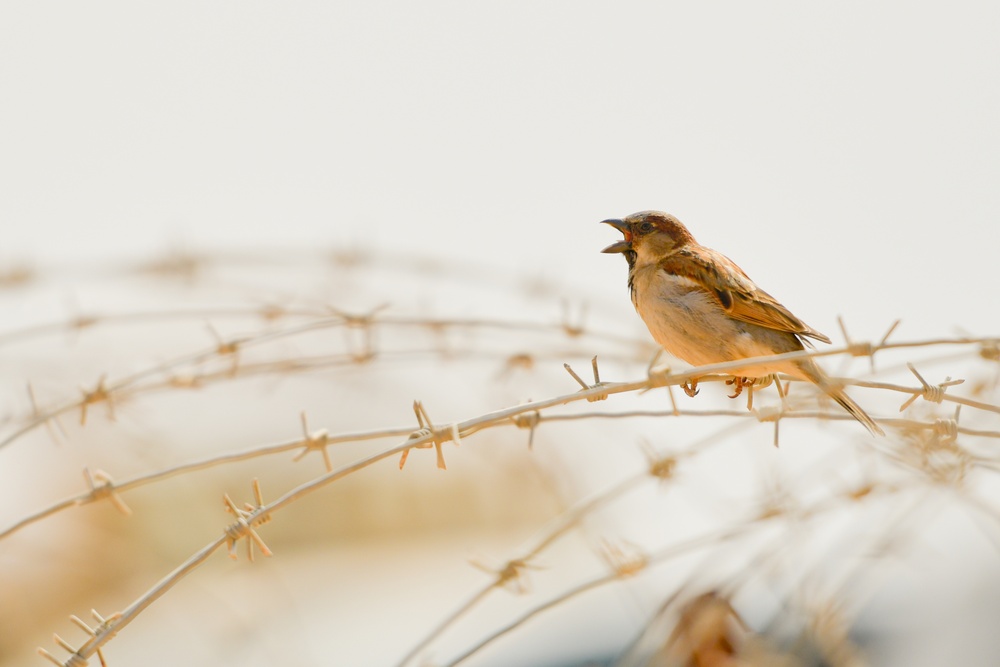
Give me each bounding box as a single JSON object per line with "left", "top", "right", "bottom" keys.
{"left": 681, "top": 377, "right": 700, "bottom": 398}
{"left": 726, "top": 376, "right": 753, "bottom": 399}
{"left": 726, "top": 375, "right": 776, "bottom": 410}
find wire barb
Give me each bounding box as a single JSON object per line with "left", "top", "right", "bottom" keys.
{"left": 206, "top": 324, "right": 245, "bottom": 376}
{"left": 511, "top": 407, "right": 541, "bottom": 449}
{"left": 39, "top": 609, "right": 121, "bottom": 667}
{"left": 898, "top": 363, "right": 965, "bottom": 411}
{"left": 327, "top": 303, "right": 388, "bottom": 363}
{"left": 641, "top": 441, "right": 678, "bottom": 482}
{"left": 563, "top": 356, "right": 609, "bottom": 402}
{"left": 907, "top": 406, "right": 969, "bottom": 485}
{"left": 79, "top": 467, "right": 132, "bottom": 516}
{"left": 223, "top": 479, "right": 273, "bottom": 562}
{"left": 293, "top": 411, "right": 333, "bottom": 471}
{"left": 599, "top": 539, "right": 648, "bottom": 578}
{"left": 471, "top": 557, "right": 544, "bottom": 594}
{"left": 79, "top": 374, "right": 116, "bottom": 426}
{"left": 399, "top": 401, "right": 461, "bottom": 470}
{"left": 838, "top": 317, "right": 900, "bottom": 372}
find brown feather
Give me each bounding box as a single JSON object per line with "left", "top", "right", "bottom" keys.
{"left": 657, "top": 247, "right": 832, "bottom": 345}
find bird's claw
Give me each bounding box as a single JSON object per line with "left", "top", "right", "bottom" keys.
{"left": 726, "top": 376, "right": 752, "bottom": 399}
{"left": 681, "top": 379, "right": 700, "bottom": 398}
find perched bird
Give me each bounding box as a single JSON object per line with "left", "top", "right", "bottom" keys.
{"left": 601, "top": 210, "right": 882, "bottom": 435}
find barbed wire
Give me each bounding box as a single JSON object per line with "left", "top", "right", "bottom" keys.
{"left": 5, "top": 252, "right": 999, "bottom": 666}
{"left": 0, "top": 311, "right": 652, "bottom": 452}
{"left": 27, "top": 336, "right": 1000, "bottom": 665}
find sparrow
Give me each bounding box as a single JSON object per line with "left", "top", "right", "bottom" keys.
{"left": 601, "top": 210, "right": 882, "bottom": 436}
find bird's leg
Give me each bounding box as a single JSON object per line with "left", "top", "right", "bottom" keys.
{"left": 726, "top": 376, "right": 752, "bottom": 399}
{"left": 681, "top": 377, "right": 700, "bottom": 398}
{"left": 727, "top": 375, "right": 778, "bottom": 410}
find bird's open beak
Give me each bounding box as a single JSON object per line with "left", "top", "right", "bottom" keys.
{"left": 600, "top": 219, "right": 632, "bottom": 254}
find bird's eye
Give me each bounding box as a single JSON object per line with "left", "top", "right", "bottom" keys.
{"left": 638, "top": 221, "right": 654, "bottom": 233}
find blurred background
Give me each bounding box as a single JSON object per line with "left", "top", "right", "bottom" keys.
{"left": 2, "top": 2, "right": 999, "bottom": 666}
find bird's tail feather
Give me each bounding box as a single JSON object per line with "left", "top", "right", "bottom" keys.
{"left": 829, "top": 390, "right": 884, "bottom": 436}
{"left": 796, "top": 360, "right": 883, "bottom": 436}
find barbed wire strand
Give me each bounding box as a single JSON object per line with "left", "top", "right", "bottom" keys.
{"left": 10, "top": 342, "right": 1000, "bottom": 543}
{"left": 395, "top": 418, "right": 753, "bottom": 667}
{"left": 0, "top": 314, "right": 651, "bottom": 452}
{"left": 27, "top": 342, "right": 1000, "bottom": 664}
{"left": 437, "top": 483, "right": 876, "bottom": 667}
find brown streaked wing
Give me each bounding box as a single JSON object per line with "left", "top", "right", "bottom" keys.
{"left": 657, "top": 247, "right": 832, "bottom": 344}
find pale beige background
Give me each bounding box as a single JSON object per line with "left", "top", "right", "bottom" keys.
{"left": 2, "top": 2, "right": 997, "bottom": 336}
{"left": 2, "top": 3, "right": 999, "bottom": 667}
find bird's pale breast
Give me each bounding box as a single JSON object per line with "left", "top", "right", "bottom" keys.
{"left": 630, "top": 263, "right": 806, "bottom": 378}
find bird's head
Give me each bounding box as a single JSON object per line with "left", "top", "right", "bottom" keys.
{"left": 600, "top": 211, "right": 696, "bottom": 263}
